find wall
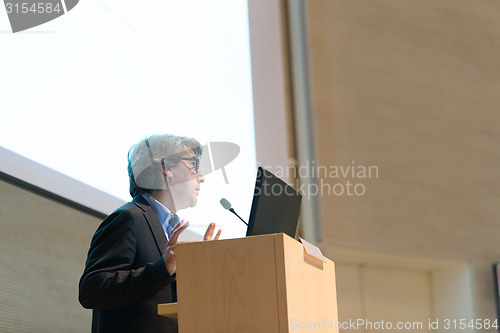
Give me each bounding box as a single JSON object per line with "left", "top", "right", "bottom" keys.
{"left": 0, "top": 178, "right": 101, "bottom": 332}
{"left": 304, "top": 0, "right": 500, "bottom": 329}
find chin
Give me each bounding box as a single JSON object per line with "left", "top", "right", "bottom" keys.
{"left": 189, "top": 198, "right": 198, "bottom": 207}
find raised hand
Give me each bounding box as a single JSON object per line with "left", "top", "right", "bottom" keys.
{"left": 204, "top": 222, "right": 221, "bottom": 241}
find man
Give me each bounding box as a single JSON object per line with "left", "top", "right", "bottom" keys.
{"left": 79, "top": 134, "right": 220, "bottom": 333}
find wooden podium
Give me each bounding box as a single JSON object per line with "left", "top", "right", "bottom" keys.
{"left": 158, "top": 233, "right": 338, "bottom": 332}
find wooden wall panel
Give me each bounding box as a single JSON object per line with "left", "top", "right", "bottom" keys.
{"left": 0, "top": 179, "right": 101, "bottom": 332}
{"left": 306, "top": 0, "right": 500, "bottom": 325}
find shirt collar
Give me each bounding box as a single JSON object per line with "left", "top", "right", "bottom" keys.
{"left": 142, "top": 193, "right": 179, "bottom": 237}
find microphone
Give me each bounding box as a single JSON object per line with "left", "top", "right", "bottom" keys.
{"left": 220, "top": 198, "right": 248, "bottom": 226}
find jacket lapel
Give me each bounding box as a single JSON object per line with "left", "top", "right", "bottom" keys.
{"left": 132, "top": 195, "right": 168, "bottom": 255}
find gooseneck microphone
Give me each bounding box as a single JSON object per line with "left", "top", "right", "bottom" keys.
{"left": 220, "top": 198, "right": 248, "bottom": 226}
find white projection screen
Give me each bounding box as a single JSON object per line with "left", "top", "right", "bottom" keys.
{"left": 0, "top": 0, "right": 289, "bottom": 239}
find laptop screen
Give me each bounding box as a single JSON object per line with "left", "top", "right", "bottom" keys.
{"left": 246, "top": 167, "right": 302, "bottom": 238}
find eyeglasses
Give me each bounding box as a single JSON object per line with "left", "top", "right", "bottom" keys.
{"left": 179, "top": 157, "right": 200, "bottom": 174}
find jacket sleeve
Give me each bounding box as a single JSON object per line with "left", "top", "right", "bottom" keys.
{"left": 78, "top": 208, "right": 175, "bottom": 309}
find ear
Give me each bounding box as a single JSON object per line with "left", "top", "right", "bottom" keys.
{"left": 164, "top": 168, "right": 174, "bottom": 179}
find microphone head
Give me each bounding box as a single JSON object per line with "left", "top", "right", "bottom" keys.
{"left": 220, "top": 198, "right": 232, "bottom": 210}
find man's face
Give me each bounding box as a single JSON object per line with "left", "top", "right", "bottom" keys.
{"left": 168, "top": 151, "right": 205, "bottom": 211}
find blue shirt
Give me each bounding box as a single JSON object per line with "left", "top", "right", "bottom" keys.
{"left": 142, "top": 193, "right": 180, "bottom": 240}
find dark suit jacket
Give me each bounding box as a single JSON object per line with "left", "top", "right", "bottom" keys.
{"left": 79, "top": 196, "right": 178, "bottom": 333}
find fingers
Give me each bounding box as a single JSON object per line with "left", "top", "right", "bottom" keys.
{"left": 168, "top": 220, "right": 189, "bottom": 246}
{"left": 204, "top": 222, "right": 222, "bottom": 241}
{"left": 214, "top": 228, "right": 222, "bottom": 240}
{"left": 204, "top": 222, "right": 215, "bottom": 240}
{"left": 169, "top": 220, "right": 221, "bottom": 243}
{"left": 171, "top": 219, "right": 189, "bottom": 234}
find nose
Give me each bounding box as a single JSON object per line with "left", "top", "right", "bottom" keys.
{"left": 197, "top": 172, "right": 206, "bottom": 184}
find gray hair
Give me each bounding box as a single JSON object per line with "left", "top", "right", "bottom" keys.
{"left": 127, "top": 134, "right": 203, "bottom": 197}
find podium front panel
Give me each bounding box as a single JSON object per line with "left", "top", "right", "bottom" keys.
{"left": 175, "top": 235, "right": 281, "bottom": 333}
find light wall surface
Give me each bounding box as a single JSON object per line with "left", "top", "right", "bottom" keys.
{"left": 304, "top": 0, "right": 500, "bottom": 328}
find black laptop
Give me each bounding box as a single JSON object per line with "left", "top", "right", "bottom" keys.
{"left": 246, "top": 167, "right": 302, "bottom": 238}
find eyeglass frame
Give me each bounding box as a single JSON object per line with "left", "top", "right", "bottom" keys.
{"left": 179, "top": 157, "right": 200, "bottom": 174}
{"left": 161, "top": 157, "right": 200, "bottom": 175}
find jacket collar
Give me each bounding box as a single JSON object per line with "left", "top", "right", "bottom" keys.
{"left": 132, "top": 194, "right": 168, "bottom": 254}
